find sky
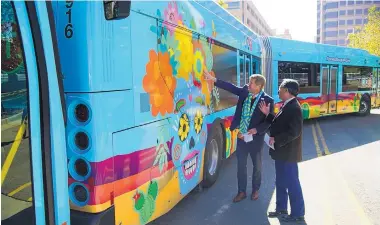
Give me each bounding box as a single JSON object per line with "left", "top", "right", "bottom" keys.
{"left": 250, "top": 0, "right": 317, "bottom": 42}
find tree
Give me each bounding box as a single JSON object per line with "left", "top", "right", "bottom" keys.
{"left": 348, "top": 6, "right": 380, "bottom": 56}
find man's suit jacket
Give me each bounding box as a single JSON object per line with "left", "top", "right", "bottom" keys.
{"left": 265, "top": 98, "right": 303, "bottom": 162}
{"left": 215, "top": 79, "right": 274, "bottom": 138}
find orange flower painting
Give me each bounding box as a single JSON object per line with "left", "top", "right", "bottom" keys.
{"left": 143, "top": 50, "right": 177, "bottom": 116}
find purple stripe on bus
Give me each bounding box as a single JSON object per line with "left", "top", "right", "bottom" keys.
{"left": 88, "top": 137, "right": 174, "bottom": 186}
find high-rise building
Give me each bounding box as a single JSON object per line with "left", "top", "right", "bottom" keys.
{"left": 317, "top": 0, "right": 380, "bottom": 46}
{"left": 224, "top": 0, "right": 273, "bottom": 36}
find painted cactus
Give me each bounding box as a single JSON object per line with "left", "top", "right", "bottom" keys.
{"left": 133, "top": 181, "right": 159, "bottom": 224}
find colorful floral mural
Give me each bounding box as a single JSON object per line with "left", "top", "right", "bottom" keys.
{"left": 143, "top": 50, "right": 177, "bottom": 116}
{"left": 141, "top": 0, "right": 235, "bottom": 207}
{"left": 275, "top": 92, "right": 367, "bottom": 119}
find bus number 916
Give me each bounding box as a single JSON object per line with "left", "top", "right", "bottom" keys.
{"left": 65, "top": 1, "right": 73, "bottom": 39}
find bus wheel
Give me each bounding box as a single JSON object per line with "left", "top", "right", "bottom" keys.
{"left": 358, "top": 97, "right": 371, "bottom": 116}
{"left": 202, "top": 124, "right": 223, "bottom": 188}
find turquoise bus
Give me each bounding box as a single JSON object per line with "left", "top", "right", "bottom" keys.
{"left": 55, "top": 1, "right": 264, "bottom": 224}
{"left": 2, "top": 1, "right": 263, "bottom": 225}
{"left": 1, "top": 1, "right": 70, "bottom": 225}
{"left": 261, "top": 37, "right": 380, "bottom": 118}
{"left": 2, "top": 1, "right": 380, "bottom": 225}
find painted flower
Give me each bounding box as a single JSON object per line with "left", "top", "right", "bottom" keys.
{"left": 178, "top": 113, "right": 190, "bottom": 141}
{"left": 194, "top": 110, "right": 203, "bottom": 134}
{"left": 193, "top": 50, "right": 205, "bottom": 88}
{"left": 164, "top": 1, "right": 183, "bottom": 35}
{"left": 160, "top": 27, "right": 180, "bottom": 75}
{"left": 192, "top": 39, "right": 206, "bottom": 87}
{"left": 175, "top": 29, "right": 193, "bottom": 81}
{"left": 143, "top": 50, "right": 177, "bottom": 116}
{"left": 192, "top": 40, "right": 213, "bottom": 106}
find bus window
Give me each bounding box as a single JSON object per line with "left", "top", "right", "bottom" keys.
{"left": 212, "top": 42, "right": 238, "bottom": 111}
{"left": 278, "top": 61, "right": 320, "bottom": 94}
{"left": 342, "top": 66, "right": 372, "bottom": 92}
{"left": 1, "top": 1, "right": 34, "bottom": 222}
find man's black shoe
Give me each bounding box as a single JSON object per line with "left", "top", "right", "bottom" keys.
{"left": 267, "top": 210, "right": 288, "bottom": 218}
{"left": 280, "top": 215, "right": 305, "bottom": 223}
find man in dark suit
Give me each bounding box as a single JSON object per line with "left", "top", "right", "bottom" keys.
{"left": 259, "top": 79, "right": 305, "bottom": 222}
{"left": 204, "top": 71, "right": 274, "bottom": 203}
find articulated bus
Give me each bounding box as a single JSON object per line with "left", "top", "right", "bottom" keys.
{"left": 261, "top": 37, "right": 380, "bottom": 118}
{"left": 2, "top": 1, "right": 262, "bottom": 225}
{"left": 55, "top": 1, "right": 263, "bottom": 225}
{"left": 2, "top": 1, "right": 380, "bottom": 225}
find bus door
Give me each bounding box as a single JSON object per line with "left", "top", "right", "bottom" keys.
{"left": 245, "top": 56, "right": 251, "bottom": 83}
{"left": 1, "top": 1, "right": 70, "bottom": 225}
{"left": 375, "top": 68, "right": 380, "bottom": 107}
{"left": 320, "top": 65, "right": 338, "bottom": 114}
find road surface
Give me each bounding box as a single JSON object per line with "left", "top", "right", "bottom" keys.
{"left": 150, "top": 109, "right": 380, "bottom": 225}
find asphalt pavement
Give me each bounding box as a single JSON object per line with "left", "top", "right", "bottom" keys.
{"left": 150, "top": 109, "right": 380, "bottom": 225}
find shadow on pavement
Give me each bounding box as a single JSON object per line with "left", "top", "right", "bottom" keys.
{"left": 1, "top": 205, "right": 34, "bottom": 225}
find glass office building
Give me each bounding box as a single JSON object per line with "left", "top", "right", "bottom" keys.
{"left": 317, "top": 0, "right": 380, "bottom": 46}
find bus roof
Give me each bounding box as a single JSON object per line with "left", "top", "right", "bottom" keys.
{"left": 268, "top": 37, "right": 380, "bottom": 67}
{"left": 131, "top": 0, "right": 262, "bottom": 56}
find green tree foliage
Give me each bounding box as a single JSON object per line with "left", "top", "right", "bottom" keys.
{"left": 348, "top": 6, "right": 380, "bottom": 56}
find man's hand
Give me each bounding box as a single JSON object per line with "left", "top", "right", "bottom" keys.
{"left": 237, "top": 132, "right": 244, "bottom": 140}
{"left": 269, "top": 137, "right": 275, "bottom": 146}
{"left": 248, "top": 128, "right": 257, "bottom": 135}
{"left": 259, "top": 101, "right": 270, "bottom": 116}
{"left": 203, "top": 71, "right": 216, "bottom": 82}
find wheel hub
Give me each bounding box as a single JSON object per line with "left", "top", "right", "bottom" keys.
{"left": 359, "top": 101, "right": 368, "bottom": 113}
{"left": 208, "top": 139, "right": 219, "bottom": 176}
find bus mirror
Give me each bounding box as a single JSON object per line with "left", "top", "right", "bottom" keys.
{"left": 104, "top": 1, "right": 131, "bottom": 20}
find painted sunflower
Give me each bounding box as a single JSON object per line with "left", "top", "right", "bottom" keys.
{"left": 194, "top": 110, "right": 203, "bottom": 134}
{"left": 178, "top": 113, "right": 190, "bottom": 141}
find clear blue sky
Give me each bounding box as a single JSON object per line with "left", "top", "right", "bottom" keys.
{"left": 251, "top": 0, "right": 318, "bottom": 42}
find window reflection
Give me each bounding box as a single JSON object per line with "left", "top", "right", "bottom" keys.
{"left": 212, "top": 42, "right": 238, "bottom": 112}
{"left": 1, "top": 1, "right": 34, "bottom": 224}
{"left": 342, "top": 66, "right": 372, "bottom": 92}
{"left": 278, "top": 61, "right": 321, "bottom": 93}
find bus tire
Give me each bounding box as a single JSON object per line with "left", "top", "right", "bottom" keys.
{"left": 358, "top": 96, "right": 371, "bottom": 116}
{"left": 202, "top": 123, "right": 223, "bottom": 188}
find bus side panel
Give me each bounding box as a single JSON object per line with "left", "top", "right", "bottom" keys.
{"left": 130, "top": 11, "right": 166, "bottom": 126}
{"left": 53, "top": 1, "right": 133, "bottom": 92}
{"left": 65, "top": 91, "right": 134, "bottom": 215}
{"left": 111, "top": 120, "right": 181, "bottom": 225}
